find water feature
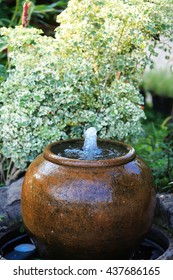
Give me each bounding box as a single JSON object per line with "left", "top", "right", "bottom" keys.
{"left": 1, "top": 174, "right": 173, "bottom": 260}
{"left": 56, "top": 127, "right": 127, "bottom": 160}
{"left": 21, "top": 126, "right": 156, "bottom": 259}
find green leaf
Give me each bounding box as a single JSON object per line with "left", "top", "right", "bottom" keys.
{"left": 0, "top": 37, "right": 7, "bottom": 52}
{"left": 33, "top": 5, "right": 56, "bottom": 14}
{"left": 0, "top": 64, "right": 6, "bottom": 82}
{"left": 33, "top": 1, "right": 67, "bottom": 14}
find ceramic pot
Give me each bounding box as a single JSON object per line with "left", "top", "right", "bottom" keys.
{"left": 21, "top": 139, "right": 156, "bottom": 259}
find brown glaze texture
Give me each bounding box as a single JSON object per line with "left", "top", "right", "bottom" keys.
{"left": 21, "top": 139, "right": 156, "bottom": 259}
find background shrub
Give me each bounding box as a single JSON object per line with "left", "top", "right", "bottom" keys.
{"left": 0, "top": 0, "right": 173, "bottom": 176}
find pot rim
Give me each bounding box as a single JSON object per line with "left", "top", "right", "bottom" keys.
{"left": 43, "top": 139, "right": 136, "bottom": 168}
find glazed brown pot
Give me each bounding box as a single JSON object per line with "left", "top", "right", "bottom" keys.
{"left": 21, "top": 139, "right": 156, "bottom": 259}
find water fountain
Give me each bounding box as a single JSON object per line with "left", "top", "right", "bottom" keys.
{"left": 19, "top": 127, "right": 156, "bottom": 259}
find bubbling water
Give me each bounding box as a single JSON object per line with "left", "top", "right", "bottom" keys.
{"left": 57, "top": 127, "right": 127, "bottom": 160}
{"left": 82, "top": 127, "right": 101, "bottom": 154}
{"left": 64, "top": 127, "right": 101, "bottom": 160}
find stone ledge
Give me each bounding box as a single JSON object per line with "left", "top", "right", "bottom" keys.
{"left": 0, "top": 177, "right": 23, "bottom": 237}
{"left": 155, "top": 193, "right": 173, "bottom": 231}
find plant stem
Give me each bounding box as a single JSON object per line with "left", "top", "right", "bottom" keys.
{"left": 6, "top": 158, "right": 13, "bottom": 183}
{"left": 0, "top": 155, "right": 6, "bottom": 185}
{"left": 9, "top": 0, "right": 20, "bottom": 27}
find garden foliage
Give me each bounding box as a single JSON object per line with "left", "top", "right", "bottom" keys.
{"left": 143, "top": 70, "right": 173, "bottom": 98}
{"left": 134, "top": 110, "right": 173, "bottom": 193}
{"left": 0, "top": 0, "right": 173, "bottom": 171}
{"left": 0, "top": 0, "right": 68, "bottom": 30}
